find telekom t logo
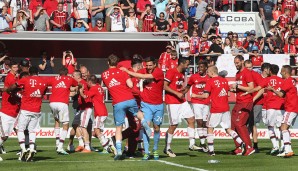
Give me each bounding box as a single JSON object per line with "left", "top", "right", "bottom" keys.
{"left": 102, "top": 71, "right": 109, "bottom": 79}
{"left": 270, "top": 79, "right": 277, "bottom": 87}
{"left": 214, "top": 80, "right": 220, "bottom": 88}
{"left": 30, "top": 79, "right": 37, "bottom": 87}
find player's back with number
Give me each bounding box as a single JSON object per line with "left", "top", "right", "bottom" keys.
{"left": 86, "top": 84, "right": 108, "bottom": 116}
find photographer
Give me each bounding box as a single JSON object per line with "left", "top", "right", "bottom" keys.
{"left": 0, "top": 6, "right": 12, "bottom": 30}
{"left": 107, "top": 5, "right": 124, "bottom": 32}
{"left": 62, "top": 51, "right": 77, "bottom": 74}
{"left": 259, "top": 33, "right": 275, "bottom": 54}
{"left": 34, "top": 5, "right": 50, "bottom": 31}
{"left": 200, "top": 6, "right": 220, "bottom": 34}
{"left": 38, "top": 50, "right": 54, "bottom": 74}
{"left": 243, "top": 30, "right": 259, "bottom": 52}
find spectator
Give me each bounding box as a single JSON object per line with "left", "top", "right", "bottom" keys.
{"left": 92, "top": 18, "right": 107, "bottom": 32}
{"left": 168, "top": 5, "right": 186, "bottom": 26}
{"left": 10, "top": 0, "right": 29, "bottom": 18}
{"left": 188, "top": 19, "right": 200, "bottom": 37}
{"left": 140, "top": 4, "right": 155, "bottom": 32}
{"left": 273, "top": 46, "right": 281, "bottom": 54}
{"left": 29, "top": 0, "right": 43, "bottom": 24}
{"left": 104, "top": 0, "right": 119, "bottom": 31}
{"left": 0, "top": 55, "right": 10, "bottom": 75}
{"left": 281, "top": 0, "right": 296, "bottom": 19}
{"left": 277, "top": 8, "right": 292, "bottom": 33}
{"left": 259, "top": 0, "right": 276, "bottom": 30}
{"left": 227, "top": 31, "right": 233, "bottom": 40}
{"left": 74, "top": 0, "right": 90, "bottom": 23}
{"left": 199, "top": 33, "right": 210, "bottom": 55}
{"left": 200, "top": 5, "right": 220, "bottom": 34}
{"left": 155, "top": 12, "right": 170, "bottom": 32}
{"left": 206, "top": 21, "right": 221, "bottom": 36}
{"left": 207, "top": 36, "right": 224, "bottom": 55}
{"left": 12, "top": 10, "right": 29, "bottom": 31}
{"left": 34, "top": 5, "right": 50, "bottom": 31}
{"left": 284, "top": 36, "right": 297, "bottom": 66}
{"left": 194, "top": 0, "right": 208, "bottom": 31}
{"left": 90, "top": 0, "right": 104, "bottom": 28}
{"left": 155, "top": 0, "right": 168, "bottom": 19}
{"left": 243, "top": 30, "right": 259, "bottom": 52}
{"left": 62, "top": 50, "right": 77, "bottom": 74}
{"left": 179, "top": 34, "right": 190, "bottom": 57}
{"left": 158, "top": 45, "right": 172, "bottom": 71}
{"left": 136, "top": 0, "right": 151, "bottom": 31}
{"left": 125, "top": 8, "right": 138, "bottom": 32}
{"left": 170, "top": 14, "right": 187, "bottom": 32}
{"left": 165, "top": 49, "right": 178, "bottom": 70}
{"left": 107, "top": 5, "right": 124, "bottom": 32}
{"left": 223, "top": 37, "right": 233, "bottom": 54}
{"left": 0, "top": 6, "right": 12, "bottom": 30}
{"left": 43, "top": 0, "right": 58, "bottom": 17}
{"left": 38, "top": 51, "right": 54, "bottom": 74}
{"left": 260, "top": 33, "right": 275, "bottom": 54}
{"left": 120, "top": 0, "right": 135, "bottom": 17}
{"left": 167, "top": 0, "right": 179, "bottom": 14}
{"left": 72, "top": 19, "right": 89, "bottom": 32}
{"left": 249, "top": 46, "right": 263, "bottom": 68}
{"left": 232, "top": 33, "right": 243, "bottom": 46}
{"left": 189, "top": 30, "right": 200, "bottom": 56}
{"left": 50, "top": 3, "right": 69, "bottom": 31}
{"left": 222, "top": 0, "right": 235, "bottom": 11}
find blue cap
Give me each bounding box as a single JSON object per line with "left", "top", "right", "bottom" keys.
{"left": 252, "top": 46, "right": 258, "bottom": 51}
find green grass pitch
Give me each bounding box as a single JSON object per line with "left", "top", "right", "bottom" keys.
{"left": 0, "top": 138, "right": 298, "bottom": 171}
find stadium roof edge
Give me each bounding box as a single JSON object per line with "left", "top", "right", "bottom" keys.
{"left": 0, "top": 31, "right": 177, "bottom": 41}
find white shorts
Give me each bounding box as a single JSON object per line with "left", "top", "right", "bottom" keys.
{"left": 167, "top": 102, "right": 194, "bottom": 125}
{"left": 206, "top": 111, "right": 231, "bottom": 129}
{"left": 192, "top": 104, "right": 210, "bottom": 121}
{"left": 49, "top": 102, "right": 69, "bottom": 123}
{"left": 262, "top": 109, "right": 267, "bottom": 125}
{"left": 93, "top": 116, "right": 107, "bottom": 130}
{"left": 18, "top": 110, "right": 41, "bottom": 133}
{"left": 266, "top": 109, "right": 284, "bottom": 127}
{"left": 282, "top": 111, "right": 297, "bottom": 126}
{"left": 0, "top": 112, "right": 17, "bottom": 137}
{"left": 80, "top": 108, "right": 93, "bottom": 128}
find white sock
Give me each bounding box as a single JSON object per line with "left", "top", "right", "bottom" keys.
{"left": 84, "top": 142, "right": 90, "bottom": 150}
{"left": 29, "top": 132, "right": 36, "bottom": 150}
{"left": 268, "top": 127, "right": 278, "bottom": 148}
{"left": 18, "top": 130, "right": 26, "bottom": 151}
{"left": 187, "top": 127, "right": 195, "bottom": 147}
{"left": 54, "top": 127, "right": 60, "bottom": 147}
{"left": 229, "top": 130, "right": 243, "bottom": 145}
{"left": 99, "top": 135, "right": 109, "bottom": 150}
{"left": 275, "top": 128, "right": 281, "bottom": 148}
{"left": 207, "top": 134, "right": 214, "bottom": 152}
{"left": 203, "top": 128, "right": 208, "bottom": 140}
{"left": 78, "top": 136, "right": 84, "bottom": 147}
{"left": 167, "top": 133, "right": 173, "bottom": 150}
{"left": 58, "top": 129, "right": 68, "bottom": 150}
{"left": 282, "top": 130, "right": 291, "bottom": 152}
{"left": 197, "top": 128, "right": 205, "bottom": 144}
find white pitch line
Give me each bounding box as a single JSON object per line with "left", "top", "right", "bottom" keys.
{"left": 156, "top": 160, "right": 209, "bottom": 171}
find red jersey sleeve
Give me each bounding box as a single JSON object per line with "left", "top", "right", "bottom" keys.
{"left": 164, "top": 69, "right": 174, "bottom": 83}
{"left": 259, "top": 78, "right": 268, "bottom": 88}
{"left": 281, "top": 79, "right": 292, "bottom": 92}
{"left": 152, "top": 68, "right": 164, "bottom": 81}
{"left": 244, "top": 70, "right": 254, "bottom": 84}
{"left": 204, "top": 79, "right": 212, "bottom": 94}
{"left": 85, "top": 89, "right": 96, "bottom": 98}
{"left": 71, "top": 78, "right": 78, "bottom": 87}
{"left": 16, "top": 78, "right": 26, "bottom": 87}
{"left": 5, "top": 74, "right": 16, "bottom": 86}
{"left": 187, "top": 75, "right": 194, "bottom": 86}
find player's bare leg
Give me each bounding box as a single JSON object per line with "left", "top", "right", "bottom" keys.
{"left": 252, "top": 125, "right": 259, "bottom": 153}
{"left": 186, "top": 116, "right": 199, "bottom": 151}
{"left": 67, "top": 126, "right": 76, "bottom": 152}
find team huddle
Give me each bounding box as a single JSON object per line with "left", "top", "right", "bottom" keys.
{"left": 0, "top": 54, "right": 297, "bottom": 162}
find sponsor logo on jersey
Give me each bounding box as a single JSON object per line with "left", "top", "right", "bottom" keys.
{"left": 55, "top": 81, "right": 67, "bottom": 88}
{"left": 218, "top": 88, "right": 228, "bottom": 97}
{"left": 108, "top": 78, "right": 120, "bottom": 88}
{"left": 30, "top": 89, "right": 42, "bottom": 97}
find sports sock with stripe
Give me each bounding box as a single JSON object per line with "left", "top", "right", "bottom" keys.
{"left": 29, "top": 131, "right": 36, "bottom": 150}
{"left": 17, "top": 130, "right": 26, "bottom": 151}
{"left": 54, "top": 127, "right": 60, "bottom": 147}
{"left": 268, "top": 126, "right": 278, "bottom": 148}
{"left": 207, "top": 134, "right": 214, "bottom": 152}
{"left": 229, "top": 130, "right": 243, "bottom": 145}
{"left": 282, "top": 130, "right": 291, "bottom": 152}
{"left": 197, "top": 128, "right": 205, "bottom": 144}
{"left": 166, "top": 133, "right": 173, "bottom": 150}
{"left": 187, "top": 127, "right": 195, "bottom": 147}
{"left": 58, "top": 129, "right": 68, "bottom": 150}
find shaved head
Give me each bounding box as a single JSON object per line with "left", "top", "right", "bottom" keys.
{"left": 207, "top": 66, "right": 218, "bottom": 77}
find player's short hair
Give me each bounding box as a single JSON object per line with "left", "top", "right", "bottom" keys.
{"left": 178, "top": 57, "right": 190, "bottom": 65}
{"left": 73, "top": 70, "right": 82, "bottom": 78}
{"left": 171, "top": 50, "right": 177, "bottom": 56}
{"left": 244, "top": 59, "right": 252, "bottom": 66}
{"left": 282, "top": 65, "right": 292, "bottom": 74}
{"left": 108, "top": 54, "right": 119, "bottom": 66}
{"left": 234, "top": 55, "right": 244, "bottom": 61}
{"left": 59, "top": 67, "right": 68, "bottom": 76}
{"left": 131, "top": 58, "right": 142, "bottom": 67}
{"left": 29, "top": 66, "right": 38, "bottom": 75}
{"left": 209, "top": 66, "right": 218, "bottom": 74}
{"left": 19, "top": 72, "right": 29, "bottom": 79}
{"left": 270, "top": 64, "right": 279, "bottom": 75}
{"left": 9, "top": 60, "right": 18, "bottom": 67}
{"left": 144, "top": 56, "right": 157, "bottom": 64}
{"left": 261, "top": 62, "right": 271, "bottom": 72}
{"left": 88, "top": 75, "right": 98, "bottom": 84}
{"left": 198, "top": 60, "right": 208, "bottom": 68}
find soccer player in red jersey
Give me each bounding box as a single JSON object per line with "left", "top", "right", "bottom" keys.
{"left": 230, "top": 55, "right": 255, "bottom": 156}
{"left": 121, "top": 56, "right": 164, "bottom": 160}
{"left": 184, "top": 61, "right": 210, "bottom": 152}
{"left": 268, "top": 65, "right": 298, "bottom": 158}
{"left": 244, "top": 61, "right": 270, "bottom": 153}
{"left": 101, "top": 54, "right": 151, "bottom": 160}
{"left": 163, "top": 57, "right": 198, "bottom": 157}
{"left": 193, "top": 66, "right": 244, "bottom": 156}
{"left": 6, "top": 66, "right": 48, "bottom": 162}
{"left": 0, "top": 61, "right": 20, "bottom": 160}
{"left": 79, "top": 75, "right": 116, "bottom": 154}
{"left": 47, "top": 67, "right": 78, "bottom": 154}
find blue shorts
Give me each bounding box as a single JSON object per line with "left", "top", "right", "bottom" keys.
{"left": 113, "top": 99, "right": 139, "bottom": 126}
{"left": 141, "top": 102, "right": 164, "bottom": 126}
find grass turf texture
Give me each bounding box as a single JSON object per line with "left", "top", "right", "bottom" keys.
{"left": 0, "top": 139, "right": 298, "bottom": 171}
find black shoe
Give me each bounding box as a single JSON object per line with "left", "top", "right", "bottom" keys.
{"left": 254, "top": 147, "right": 260, "bottom": 153}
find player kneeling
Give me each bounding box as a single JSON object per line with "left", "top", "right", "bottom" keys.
{"left": 193, "top": 66, "right": 245, "bottom": 156}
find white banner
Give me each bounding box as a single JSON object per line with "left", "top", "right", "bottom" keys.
{"left": 262, "top": 54, "right": 290, "bottom": 77}
{"left": 218, "top": 12, "right": 257, "bottom": 34}
{"left": 8, "top": 128, "right": 298, "bottom": 139}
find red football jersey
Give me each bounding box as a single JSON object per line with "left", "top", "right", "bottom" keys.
{"left": 187, "top": 73, "right": 210, "bottom": 105}
{"left": 164, "top": 68, "right": 185, "bottom": 104}
{"left": 101, "top": 68, "right": 135, "bottom": 105}
{"left": 204, "top": 76, "right": 230, "bottom": 113}
{"left": 138, "top": 68, "right": 164, "bottom": 105}
{"left": 158, "top": 52, "right": 171, "bottom": 71}
{"left": 251, "top": 71, "right": 264, "bottom": 105}
{"left": 166, "top": 58, "right": 178, "bottom": 70}
{"left": 284, "top": 44, "right": 296, "bottom": 54}
{"left": 235, "top": 67, "right": 254, "bottom": 103}
{"left": 85, "top": 85, "right": 108, "bottom": 117}
{"left": 48, "top": 75, "right": 78, "bottom": 104}
{"left": 282, "top": 0, "right": 296, "bottom": 18}
{"left": 78, "top": 79, "right": 93, "bottom": 110}
{"left": 0, "top": 72, "right": 20, "bottom": 117}
{"left": 128, "top": 68, "right": 141, "bottom": 106}
{"left": 281, "top": 77, "right": 298, "bottom": 112}
{"left": 16, "top": 76, "right": 47, "bottom": 113}
{"left": 259, "top": 75, "right": 284, "bottom": 110}
{"left": 251, "top": 55, "right": 263, "bottom": 67}
{"left": 278, "top": 14, "right": 291, "bottom": 28}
